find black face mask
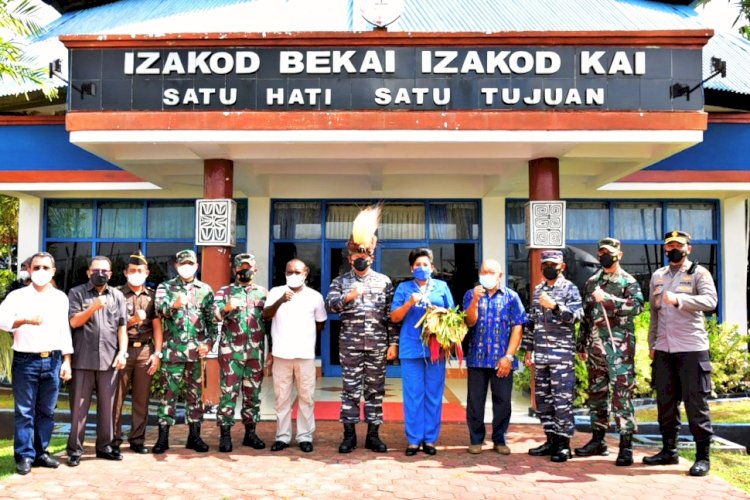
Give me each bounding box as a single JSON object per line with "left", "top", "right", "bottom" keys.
{"left": 542, "top": 266, "right": 560, "bottom": 281}
{"left": 236, "top": 269, "right": 254, "bottom": 282}
{"left": 599, "top": 253, "right": 617, "bottom": 269}
{"left": 90, "top": 272, "right": 109, "bottom": 287}
{"left": 352, "top": 257, "right": 371, "bottom": 272}
{"left": 666, "top": 248, "right": 686, "bottom": 264}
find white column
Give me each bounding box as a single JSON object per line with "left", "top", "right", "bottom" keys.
{"left": 17, "top": 194, "right": 43, "bottom": 266}
{"left": 248, "top": 197, "right": 271, "bottom": 289}
{"left": 482, "top": 197, "right": 506, "bottom": 282}
{"left": 720, "top": 195, "right": 748, "bottom": 333}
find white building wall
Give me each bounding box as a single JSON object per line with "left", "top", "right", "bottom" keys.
{"left": 17, "top": 195, "right": 43, "bottom": 268}
{"left": 248, "top": 197, "right": 271, "bottom": 289}
{"left": 721, "top": 195, "right": 749, "bottom": 333}
{"left": 482, "top": 197, "right": 507, "bottom": 283}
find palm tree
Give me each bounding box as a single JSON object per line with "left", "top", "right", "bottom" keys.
{"left": 0, "top": 0, "right": 55, "bottom": 94}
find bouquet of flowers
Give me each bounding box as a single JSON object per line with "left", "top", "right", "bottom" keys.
{"left": 415, "top": 306, "right": 469, "bottom": 364}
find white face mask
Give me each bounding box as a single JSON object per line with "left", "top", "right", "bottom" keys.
{"left": 127, "top": 273, "right": 147, "bottom": 287}
{"left": 177, "top": 264, "right": 197, "bottom": 279}
{"left": 31, "top": 269, "right": 53, "bottom": 287}
{"left": 479, "top": 274, "right": 498, "bottom": 290}
{"left": 18, "top": 270, "right": 30, "bottom": 282}
{"left": 286, "top": 274, "right": 305, "bottom": 289}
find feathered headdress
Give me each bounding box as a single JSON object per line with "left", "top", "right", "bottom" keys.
{"left": 347, "top": 204, "right": 381, "bottom": 256}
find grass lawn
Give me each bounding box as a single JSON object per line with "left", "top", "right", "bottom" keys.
{"left": 636, "top": 399, "right": 750, "bottom": 424}
{"left": 679, "top": 448, "right": 750, "bottom": 494}
{"left": 0, "top": 437, "right": 67, "bottom": 482}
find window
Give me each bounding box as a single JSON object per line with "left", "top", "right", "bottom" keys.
{"left": 47, "top": 201, "right": 93, "bottom": 239}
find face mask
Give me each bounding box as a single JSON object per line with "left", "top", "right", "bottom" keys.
{"left": 127, "top": 273, "right": 147, "bottom": 287}
{"left": 666, "top": 248, "right": 686, "bottom": 264}
{"left": 31, "top": 269, "right": 53, "bottom": 287}
{"left": 18, "top": 270, "right": 30, "bottom": 282}
{"left": 352, "top": 257, "right": 371, "bottom": 272}
{"left": 479, "top": 274, "right": 497, "bottom": 290}
{"left": 286, "top": 274, "right": 305, "bottom": 288}
{"left": 413, "top": 266, "right": 432, "bottom": 281}
{"left": 236, "top": 268, "right": 254, "bottom": 283}
{"left": 599, "top": 253, "right": 617, "bottom": 269}
{"left": 90, "top": 271, "right": 109, "bottom": 287}
{"left": 542, "top": 266, "right": 560, "bottom": 281}
{"left": 178, "top": 264, "right": 197, "bottom": 279}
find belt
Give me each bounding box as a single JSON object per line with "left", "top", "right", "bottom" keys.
{"left": 128, "top": 340, "right": 152, "bottom": 348}
{"left": 15, "top": 350, "right": 61, "bottom": 359}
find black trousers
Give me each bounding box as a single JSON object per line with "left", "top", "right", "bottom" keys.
{"left": 466, "top": 367, "right": 513, "bottom": 445}
{"left": 652, "top": 350, "right": 713, "bottom": 443}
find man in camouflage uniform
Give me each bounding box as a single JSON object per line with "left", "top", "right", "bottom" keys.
{"left": 213, "top": 253, "right": 268, "bottom": 453}
{"left": 523, "top": 249, "right": 583, "bottom": 463}
{"left": 325, "top": 235, "right": 397, "bottom": 454}
{"left": 152, "top": 249, "right": 216, "bottom": 454}
{"left": 575, "top": 238, "right": 644, "bottom": 466}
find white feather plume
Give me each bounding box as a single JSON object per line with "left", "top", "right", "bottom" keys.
{"left": 351, "top": 205, "right": 381, "bottom": 248}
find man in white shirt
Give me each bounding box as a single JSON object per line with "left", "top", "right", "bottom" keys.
{"left": 263, "top": 259, "right": 327, "bottom": 453}
{"left": 0, "top": 252, "right": 73, "bottom": 475}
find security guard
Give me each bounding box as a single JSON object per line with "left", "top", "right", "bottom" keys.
{"left": 644, "top": 230, "right": 717, "bottom": 477}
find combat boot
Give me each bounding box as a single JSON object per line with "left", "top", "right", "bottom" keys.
{"left": 185, "top": 422, "right": 209, "bottom": 452}
{"left": 364, "top": 423, "right": 387, "bottom": 452}
{"left": 242, "top": 423, "right": 266, "bottom": 449}
{"left": 615, "top": 433, "right": 633, "bottom": 466}
{"left": 219, "top": 425, "right": 233, "bottom": 453}
{"left": 689, "top": 440, "right": 711, "bottom": 477}
{"left": 528, "top": 432, "right": 556, "bottom": 456}
{"left": 338, "top": 423, "right": 357, "bottom": 453}
{"left": 152, "top": 424, "right": 170, "bottom": 454}
{"left": 574, "top": 427, "right": 609, "bottom": 456}
{"left": 551, "top": 435, "right": 572, "bottom": 462}
{"left": 643, "top": 434, "right": 679, "bottom": 465}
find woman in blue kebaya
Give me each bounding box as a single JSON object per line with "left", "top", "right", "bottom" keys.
{"left": 389, "top": 248, "right": 454, "bottom": 456}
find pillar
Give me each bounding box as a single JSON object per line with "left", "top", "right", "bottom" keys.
{"left": 201, "top": 159, "right": 234, "bottom": 406}
{"left": 720, "top": 195, "right": 748, "bottom": 334}
{"left": 17, "top": 194, "right": 43, "bottom": 265}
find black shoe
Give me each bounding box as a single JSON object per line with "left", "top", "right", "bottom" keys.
{"left": 111, "top": 445, "right": 120, "bottom": 454}
{"left": 186, "top": 422, "right": 209, "bottom": 453}
{"left": 405, "top": 445, "right": 419, "bottom": 456}
{"left": 242, "top": 423, "right": 265, "bottom": 450}
{"left": 529, "top": 433, "right": 556, "bottom": 456}
{"left": 67, "top": 455, "right": 81, "bottom": 467}
{"left": 550, "top": 436, "right": 572, "bottom": 463}
{"left": 299, "top": 441, "right": 314, "bottom": 453}
{"left": 364, "top": 423, "right": 388, "bottom": 453}
{"left": 129, "top": 444, "right": 150, "bottom": 454}
{"left": 643, "top": 435, "right": 679, "bottom": 466}
{"left": 96, "top": 446, "right": 124, "bottom": 461}
{"left": 219, "top": 425, "right": 233, "bottom": 453}
{"left": 152, "top": 424, "right": 170, "bottom": 455}
{"left": 32, "top": 453, "right": 60, "bottom": 468}
{"left": 574, "top": 428, "right": 609, "bottom": 457}
{"left": 615, "top": 433, "right": 633, "bottom": 467}
{"left": 689, "top": 440, "right": 711, "bottom": 477}
{"left": 271, "top": 441, "right": 290, "bottom": 452}
{"left": 16, "top": 458, "right": 33, "bottom": 475}
{"left": 422, "top": 443, "right": 437, "bottom": 456}
{"left": 338, "top": 423, "right": 357, "bottom": 453}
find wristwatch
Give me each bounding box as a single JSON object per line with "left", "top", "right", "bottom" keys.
{"left": 503, "top": 353, "right": 514, "bottom": 362}
{"left": 154, "top": 351, "right": 163, "bottom": 359}
{"left": 120, "top": 352, "right": 129, "bottom": 359}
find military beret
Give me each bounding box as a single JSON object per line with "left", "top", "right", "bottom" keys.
{"left": 234, "top": 253, "right": 256, "bottom": 267}
{"left": 664, "top": 230, "right": 691, "bottom": 245}
{"left": 540, "top": 250, "right": 564, "bottom": 263}
{"left": 175, "top": 249, "right": 197, "bottom": 264}
{"left": 598, "top": 237, "right": 621, "bottom": 253}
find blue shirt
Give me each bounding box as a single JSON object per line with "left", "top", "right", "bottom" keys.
{"left": 462, "top": 286, "right": 527, "bottom": 369}
{"left": 392, "top": 279, "right": 454, "bottom": 359}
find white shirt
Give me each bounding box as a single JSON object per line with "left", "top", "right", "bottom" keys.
{"left": 0, "top": 285, "right": 73, "bottom": 355}
{"left": 266, "top": 285, "right": 327, "bottom": 360}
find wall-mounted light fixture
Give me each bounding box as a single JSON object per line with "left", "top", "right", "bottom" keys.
{"left": 48, "top": 58, "right": 97, "bottom": 99}
{"left": 670, "top": 56, "right": 727, "bottom": 101}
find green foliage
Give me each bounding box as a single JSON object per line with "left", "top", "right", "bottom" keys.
{"left": 706, "top": 315, "right": 750, "bottom": 395}
{"left": 633, "top": 304, "right": 654, "bottom": 398}
{"left": 0, "top": 332, "right": 12, "bottom": 383}
{"left": 513, "top": 348, "right": 531, "bottom": 394}
{"left": 574, "top": 351, "right": 588, "bottom": 407}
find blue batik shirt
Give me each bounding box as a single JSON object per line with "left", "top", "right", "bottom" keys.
{"left": 463, "top": 286, "right": 527, "bottom": 369}
{"left": 392, "top": 278, "right": 454, "bottom": 360}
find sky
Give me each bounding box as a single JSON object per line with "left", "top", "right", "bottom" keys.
{"left": 696, "top": 0, "right": 744, "bottom": 31}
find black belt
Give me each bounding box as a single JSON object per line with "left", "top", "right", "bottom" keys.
{"left": 14, "top": 350, "right": 61, "bottom": 359}
{"left": 128, "top": 340, "right": 152, "bottom": 348}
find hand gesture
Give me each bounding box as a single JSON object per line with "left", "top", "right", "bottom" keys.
{"left": 496, "top": 357, "right": 512, "bottom": 378}
{"left": 113, "top": 352, "right": 127, "bottom": 370}
{"left": 25, "top": 316, "right": 44, "bottom": 326}
{"left": 93, "top": 296, "right": 107, "bottom": 310}
{"left": 524, "top": 351, "right": 534, "bottom": 367}
{"left": 592, "top": 287, "right": 607, "bottom": 303}
{"left": 386, "top": 345, "right": 398, "bottom": 361}
{"left": 410, "top": 292, "right": 423, "bottom": 305}
{"left": 539, "top": 292, "right": 556, "bottom": 310}
{"left": 348, "top": 283, "right": 365, "bottom": 301}
{"left": 663, "top": 291, "right": 678, "bottom": 306}
{"left": 136, "top": 309, "right": 147, "bottom": 321}
{"left": 60, "top": 360, "right": 72, "bottom": 381}
{"left": 197, "top": 343, "right": 210, "bottom": 358}
{"left": 472, "top": 285, "right": 486, "bottom": 299}
{"left": 281, "top": 290, "right": 295, "bottom": 303}
{"left": 173, "top": 293, "right": 184, "bottom": 309}
{"left": 147, "top": 354, "right": 160, "bottom": 375}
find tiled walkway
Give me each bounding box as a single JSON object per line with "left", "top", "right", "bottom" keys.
{"left": 1, "top": 422, "right": 746, "bottom": 499}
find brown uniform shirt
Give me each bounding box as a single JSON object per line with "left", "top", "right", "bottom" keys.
{"left": 119, "top": 284, "right": 156, "bottom": 343}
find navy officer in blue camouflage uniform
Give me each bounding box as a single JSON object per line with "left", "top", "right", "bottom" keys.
{"left": 325, "top": 205, "right": 397, "bottom": 454}
{"left": 523, "top": 249, "right": 583, "bottom": 462}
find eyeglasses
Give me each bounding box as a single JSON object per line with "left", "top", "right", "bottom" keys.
{"left": 31, "top": 265, "right": 52, "bottom": 271}
{"left": 91, "top": 269, "right": 112, "bottom": 274}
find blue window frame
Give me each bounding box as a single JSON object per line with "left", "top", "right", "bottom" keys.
{"left": 43, "top": 199, "right": 248, "bottom": 292}
{"left": 505, "top": 199, "right": 721, "bottom": 320}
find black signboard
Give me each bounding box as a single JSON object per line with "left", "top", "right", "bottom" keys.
{"left": 68, "top": 46, "right": 703, "bottom": 111}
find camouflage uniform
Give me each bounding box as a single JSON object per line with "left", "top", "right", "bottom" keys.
{"left": 580, "top": 266, "right": 644, "bottom": 434}
{"left": 214, "top": 281, "right": 267, "bottom": 427}
{"left": 523, "top": 270, "right": 583, "bottom": 438}
{"left": 325, "top": 270, "right": 397, "bottom": 424}
{"left": 155, "top": 269, "right": 216, "bottom": 425}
